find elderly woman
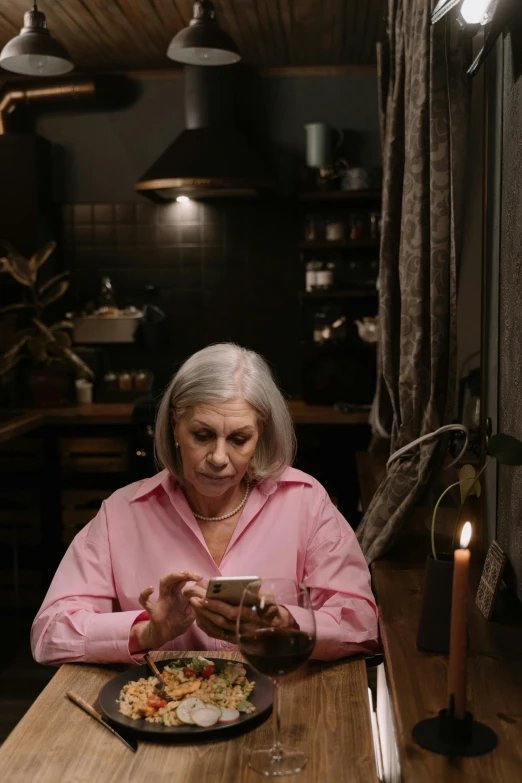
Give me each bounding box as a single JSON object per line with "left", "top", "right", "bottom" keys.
{"left": 32, "top": 343, "right": 378, "bottom": 665}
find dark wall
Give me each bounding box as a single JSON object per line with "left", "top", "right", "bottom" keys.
{"left": 36, "top": 72, "right": 381, "bottom": 202}
{"left": 61, "top": 198, "right": 300, "bottom": 392}
{"left": 497, "top": 31, "right": 522, "bottom": 602}
{"left": 36, "top": 70, "right": 380, "bottom": 394}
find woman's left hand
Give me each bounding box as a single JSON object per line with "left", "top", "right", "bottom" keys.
{"left": 183, "top": 583, "right": 296, "bottom": 644}
{"left": 183, "top": 584, "right": 241, "bottom": 642}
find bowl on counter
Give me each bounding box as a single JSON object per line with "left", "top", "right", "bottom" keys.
{"left": 72, "top": 311, "right": 143, "bottom": 344}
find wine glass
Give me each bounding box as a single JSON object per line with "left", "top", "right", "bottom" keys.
{"left": 236, "top": 578, "right": 316, "bottom": 776}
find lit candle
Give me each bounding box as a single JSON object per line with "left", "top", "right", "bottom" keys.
{"left": 447, "top": 521, "right": 472, "bottom": 720}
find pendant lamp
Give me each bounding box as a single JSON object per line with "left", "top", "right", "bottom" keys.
{"left": 167, "top": 0, "right": 240, "bottom": 66}
{"left": 0, "top": 2, "right": 73, "bottom": 77}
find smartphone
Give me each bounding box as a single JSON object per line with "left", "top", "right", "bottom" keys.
{"left": 206, "top": 576, "right": 261, "bottom": 606}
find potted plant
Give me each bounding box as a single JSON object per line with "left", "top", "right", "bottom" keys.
{"left": 0, "top": 240, "right": 94, "bottom": 407}
{"left": 417, "top": 433, "right": 522, "bottom": 652}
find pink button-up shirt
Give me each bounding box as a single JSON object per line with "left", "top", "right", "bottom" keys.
{"left": 31, "top": 467, "right": 378, "bottom": 665}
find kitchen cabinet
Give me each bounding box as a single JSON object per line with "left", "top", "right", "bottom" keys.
{"left": 298, "top": 189, "right": 380, "bottom": 407}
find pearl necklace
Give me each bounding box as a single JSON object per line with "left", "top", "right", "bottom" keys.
{"left": 192, "top": 482, "right": 251, "bottom": 521}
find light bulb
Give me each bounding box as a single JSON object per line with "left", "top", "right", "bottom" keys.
{"left": 460, "top": 0, "right": 493, "bottom": 24}
{"left": 28, "top": 54, "right": 46, "bottom": 74}
{"left": 176, "top": 195, "right": 190, "bottom": 203}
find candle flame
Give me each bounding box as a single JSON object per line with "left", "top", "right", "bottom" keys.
{"left": 460, "top": 521, "right": 472, "bottom": 549}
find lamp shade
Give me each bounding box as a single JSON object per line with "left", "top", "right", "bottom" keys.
{"left": 167, "top": 1, "right": 240, "bottom": 66}
{"left": 0, "top": 8, "right": 73, "bottom": 77}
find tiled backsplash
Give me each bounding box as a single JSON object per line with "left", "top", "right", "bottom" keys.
{"left": 61, "top": 199, "right": 300, "bottom": 392}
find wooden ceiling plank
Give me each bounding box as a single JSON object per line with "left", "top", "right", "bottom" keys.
{"left": 0, "top": 12, "right": 18, "bottom": 36}
{"left": 0, "top": 0, "right": 387, "bottom": 71}
{"left": 290, "top": 0, "right": 329, "bottom": 68}
{"left": 343, "top": 0, "right": 360, "bottom": 64}
{"left": 115, "top": 0, "right": 172, "bottom": 53}
{"left": 258, "top": 0, "right": 287, "bottom": 67}
{"left": 85, "top": 0, "right": 171, "bottom": 67}
{"left": 355, "top": 0, "right": 380, "bottom": 65}
{"left": 215, "top": 0, "right": 259, "bottom": 65}
{"left": 276, "top": 0, "right": 293, "bottom": 66}
{"left": 107, "top": 0, "right": 167, "bottom": 59}
{"left": 171, "top": 0, "right": 193, "bottom": 28}
{"left": 226, "top": 0, "right": 268, "bottom": 66}
{"left": 50, "top": 1, "right": 123, "bottom": 69}
{"left": 150, "top": 0, "right": 185, "bottom": 31}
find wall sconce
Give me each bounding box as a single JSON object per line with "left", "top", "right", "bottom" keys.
{"left": 431, "top": 0, "right": 516, "bottom": 76}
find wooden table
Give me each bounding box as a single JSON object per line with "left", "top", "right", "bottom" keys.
{"left": 0, "top": 651, "right": 377, "bottom": 783}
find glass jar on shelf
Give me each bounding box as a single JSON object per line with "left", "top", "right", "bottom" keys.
{"left": 134, "top": 369, "right": 154, "bottom": 392}
{"left": 348, "top": 213, "right": 364, "bottom": 241}
{"left": 305, "top": 259, "right": 321, "bottom": 292}
{"left": 118, "top": 370, "right": 132, "bottom": 392}
{"left": 325, "top": 214, "right": 345, "bottom": 242}
{"left": 315, "top": 261, "right": 334, "bottom": 291}
{"left": 369, "top": 211, "right": 381, "bottom": 241}
{"left": 304, "top": 214, "right": 318, "bottom": 243}
{"left": 103, "top": 371, "right": 118, "bottom": 392}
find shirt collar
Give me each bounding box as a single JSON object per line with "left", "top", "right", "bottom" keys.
{"left": 130, "top": 465, "right": 313, "bottom": 503}
{"left": 130, "top": 469, "right": 172, "bottom": 502}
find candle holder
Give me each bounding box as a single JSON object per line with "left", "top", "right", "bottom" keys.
{"left": 412, "top": 696, "right": 497, "bottom": 757}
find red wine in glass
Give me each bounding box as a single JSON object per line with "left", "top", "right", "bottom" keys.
{"left": 239, "top": 627, "right": 315, "bottom": 678}
{"left": 237, "top": 578, "right": 316, "bottom": 777}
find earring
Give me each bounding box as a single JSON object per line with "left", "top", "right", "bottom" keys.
{"left": 175, "top": 441, "right": 179, "bottom": 448}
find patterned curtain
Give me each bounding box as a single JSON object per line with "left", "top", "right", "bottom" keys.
{"left": 356, "top": 0, "right": 471, "bottom": 562}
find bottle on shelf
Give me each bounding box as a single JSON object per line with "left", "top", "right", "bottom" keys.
{"left": 305, "top": 259, "right": 322, "bottom": 292}
{"left": 369, "top": 212, "right": 381, "bottom": 241}
{"left": 304, "top": 214, "right": 317, "bottom": 243}
{"left": 348, "top": 214, "right": 364, "bottom": 241}
{"left": 98, "top": 276, "right": 118, "bottom": 315}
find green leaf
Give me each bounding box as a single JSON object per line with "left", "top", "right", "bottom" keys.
{"left": 39, "top": 279, "right": 69, "bottom": 310}
{"left": 38, "top": 271, "right": 70, "bottom": 297}
{"left": 458, "top": 464, "right": 481, "bottom": 503}
{"left": 32, "top": 318, "right": 55, "bottom": 341}
{"left": 29, "top": 241, "right": 56, "bottom": 273}
{"left": 0, "top": 241, "right": 36, "bottom": 286}
{"left": 1, "top": 335, "right": 31, "bottom": 363}
{"left": 236, "top": 699, "right": 254, "bottom": 713}
{"left": 487, "top": 433, "right": 522, "bottom": 466}
{"left": 0, "top": 302, "right": 32, "bottom": 316}
{"left": 52, "top": 344, "right": 94, "bottom": 379}
{"left": 51, "top": 330, "right": 72, "bottom": 348}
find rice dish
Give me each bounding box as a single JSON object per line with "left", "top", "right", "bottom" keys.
{"left": 117, "top": 657, "right": 255, "bottom": 727}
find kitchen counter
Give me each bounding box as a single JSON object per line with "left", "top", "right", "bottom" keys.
{"left": 0, "top": 404, "right": 135, "bottom": 443}
{"left": 0, "top": 401, "right": 369, "bottom": 443}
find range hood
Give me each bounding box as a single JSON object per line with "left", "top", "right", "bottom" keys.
{"left": 135, "top": 66, "right": 273, "bottom": 201}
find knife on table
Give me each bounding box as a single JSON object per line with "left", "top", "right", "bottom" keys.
{"left": 66, "top": 691, "right": 138, "bottom": 752}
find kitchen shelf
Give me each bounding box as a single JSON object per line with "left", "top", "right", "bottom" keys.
{"left": 298, "top": 240, "right": 379, "bottom": 250}
{"left": 299, "top": 289, "right": 378, "bottom": 300}
{"left": 299, "top": 190, "right": 381, "bottom": 202}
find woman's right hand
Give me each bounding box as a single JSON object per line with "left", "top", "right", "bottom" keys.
{"left": 130, "top": 571, "right": 202, "bottom": 652}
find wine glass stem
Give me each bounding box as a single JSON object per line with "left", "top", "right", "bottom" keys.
{"left": 271, "top": 678, "right": 283, "bottom": 759}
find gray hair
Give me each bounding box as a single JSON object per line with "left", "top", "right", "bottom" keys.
{"left": 154, "top": 343, "right": 296, "bottom": 483}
